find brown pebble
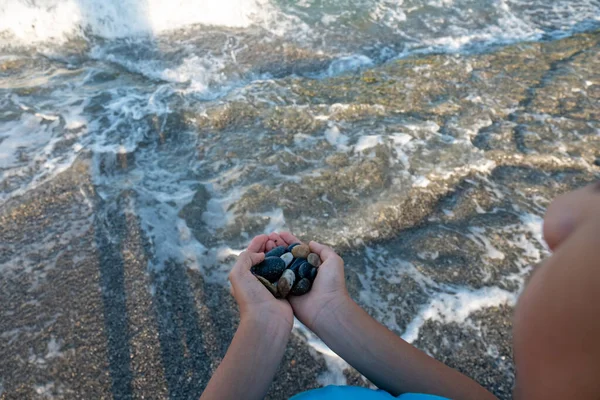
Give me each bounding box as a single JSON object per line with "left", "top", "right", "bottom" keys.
{"left": 255, "top": 275, "right": 278, "bottom": 296}
{"left": 291, "top": 244, "right": 310, "bottom": 259}
{"left": 307, "top": 253, "right": 321, "bottom": 268}
{"left": 277, "top": 269, "right": 296, "bottom": 298}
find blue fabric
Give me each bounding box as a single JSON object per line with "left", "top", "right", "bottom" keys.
{"left": 289, "top": 386, "right": 449, "bottom": 400}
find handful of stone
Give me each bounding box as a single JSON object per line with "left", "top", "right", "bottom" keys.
{"left": 251, "top": 243, "right": 321, "bottom": 298}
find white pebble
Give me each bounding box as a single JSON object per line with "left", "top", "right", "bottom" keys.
{"left": 281, "top": 252, "right": 293, "bottom": 267}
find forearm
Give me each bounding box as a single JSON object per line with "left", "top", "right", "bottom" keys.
{"left": 200, "top": 316, "right": 290, "bottom": 400}
{"left": 315, "top": 297, "right": 496, "bottom": 400}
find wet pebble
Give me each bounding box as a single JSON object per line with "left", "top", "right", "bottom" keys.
{"left": 291, "top": 244, "right": 310, "bottom": 259}
{"left": 299, "top": 262, "right": 312, "bottom": 280}
{"left": 266, "top": 245, "right": 287, "bottom": 258}
{"left": 290, "top": 278, "right": 312, "bottom": 296}
{"left": 309, "top": 267, "right": 317, "bottom": 281}
{"left": 280, "top": 252, "right": 293, "bottom": 267}
{"left": 289, "top": 259, "right": 306, "bottom": 280}
{"left": 287, "top": 242, "right": 301, "bottom": 252}
{"left": 252, "top": 256, "right": 286, "bottom": 282}
{"left": 307, "top": 253, "right": 321, "bottom": 268}
{"left": 277, "top": 269, "right": 296, "bottom": 298}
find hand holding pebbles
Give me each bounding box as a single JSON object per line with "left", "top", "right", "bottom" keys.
{"left": 252, "top": 241, "right": 321, "bottom": 298}
{"left": 291, "top": 244, "right": 310, "bottom": 259}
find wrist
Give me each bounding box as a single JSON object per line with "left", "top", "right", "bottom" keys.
{"left": 312, "top": 293, "right": 356, "bottom": 334}
{"left": 241, "top": 308, "right": 293, "bottom": 336}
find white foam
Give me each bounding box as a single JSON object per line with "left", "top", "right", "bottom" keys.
{"left": 0, "top": 0, "right": 271, "bottom": 45}
{"left": 468, "top": 227, "right": 506, "bottom": 260}
{"left": 402, "top": 286, "right": 517, "bottom": 343}
{"left": 324, "top": 124, "right": 349, "bottom": 151}
{"left": 260, "top": 208, "right": 286, "bottom": 234}
{"left": 327, "top": 55, "right": 373, "bottom": 76}
{"left": 354, "top": 135, "right": 384, "bottom": 153}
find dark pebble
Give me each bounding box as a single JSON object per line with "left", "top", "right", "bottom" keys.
{"left": 289, "top": 258, "right": 307, "bottom": 279}
{"left": 287, "top": 242, "right": 301, "bottom": 252}
{"left": 309, "top": 267, "right": 317, "bottom": 281}
{"left": 265, "top": 245, "right": 287, "bottom": 258}
{"left": 290, "top": 278, "right": 312, "bottom": 296}
{"left": 299, "top": 262, "right": 312, "bottom": 280}
{"left": 252, "top": 256, "right": 286, "bottom": 282}
{"left": 594, "top": 157, "right": 600, "bottom": 167}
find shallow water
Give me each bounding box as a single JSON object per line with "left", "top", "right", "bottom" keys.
{"left": 1, "top": 0, "right": 600, "bottom": 398}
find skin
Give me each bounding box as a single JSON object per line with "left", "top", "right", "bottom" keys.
{"left": 269, "top": 232, "right": 497, "bottom": 400}
{"left": 513, "top": 182, "right": 600, "bottom": 399}
{"left": 203, "top": 231, "right": 496, "bottom": 400}
{"left": 203, "top": 182, "right": 600, "bottom": 399}
{"left": 200, "top": 234, "right": 293, "bottom": 400}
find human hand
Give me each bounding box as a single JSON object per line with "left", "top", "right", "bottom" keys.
{"left": 229, "top": 234, "right": 294, "bottom": 332}
{"left": 266, "top": 232, "right": 352, "bottom": 332}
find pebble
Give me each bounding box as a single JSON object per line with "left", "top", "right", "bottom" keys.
{"left": 291, "top": 244, "right": 310, "bottom": 259}
{"left": 289, "top": 258, "right": 307, "bottom": 279}
{"left": 252, "top": 256, "right": 286, "bottom": 282}
{"left": 277, "top": 269, "right": 296, "bottom": 298}
{"left": 255, "top": 275, "right": 278, "bottom": 296}
{"left": 290, "top": 278, "right": 312, "bottom": 296}
{"left": 287, "top": 242, "right": 301, "bottom": 252}
{"left": 299, "top": 262, "right": 312, "bottom": 280}
{"left": 281, "top": 252, "right": 294, "bottom": 267}
{"left": 307, "top": 253, "right": 321, "bottom": 268}
{"left": 309, "top": 267, "right": 317, "bottom": 281}
{"left": 266, "top": 245, "right": 287, "bottom": 258}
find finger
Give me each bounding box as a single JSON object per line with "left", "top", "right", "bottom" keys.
{"left": 268, "top": 232, "right": 285, "bottom": 247}
{"left": 266, "top": 240, "right": 276, "bottom": 252}
{"left": 309, "top": 241, "right": 339, "bottom": 261}
{"left": 231, "top": 251, "right": 265, "bottom": 278}
{"left": 279, "top": 232, "right": 302, "bottom": 246}
{"left": 247, "top": 234, "right": 269, "bottom": 253}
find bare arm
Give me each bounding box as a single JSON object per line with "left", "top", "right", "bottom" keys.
{"left": 269, "top": 232, "right": 497, "bottom": 400}
{"left": 201, "top": 235, "right": 294, "bottom": 400}
{"left": 200, "top": 315, "right": 290, "bottom": 400}
{"left": 313, "top": 295, "right": 497, "bottom": 399}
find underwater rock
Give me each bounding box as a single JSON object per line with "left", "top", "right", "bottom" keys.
{"left": 292, "top": 244, "right": 310, "bottom": 259}
{"left": 307, "top": 253, "right": 321, "bottom": 268}
{"left": 277, "top": 269, "right": 296, "bottom": 298}
{"left": 290, "top": 278, "right": 312, "bottom": 296}
{"left": 252, "top": 256, "right": 286, "bottom": 282}
{"left": 266, "top": 245, "right": 288, "bottom": 258}
{"left": 281, "top": 252, "right": 294, "bottom": 267}
{"left": 255, "top": 274, "right": 278, "bottom": 297}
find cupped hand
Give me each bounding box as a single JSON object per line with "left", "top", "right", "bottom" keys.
{"left": 229, "top": 234, "right": 294, "bottom": 331}
{"left": 267, "top": 232, "right": 351, "bottom": 332}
